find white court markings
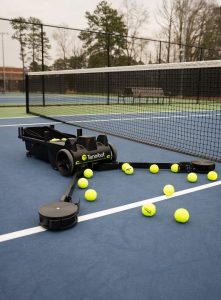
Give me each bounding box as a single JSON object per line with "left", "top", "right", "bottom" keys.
{"left": 0, "top": 115, "right": 220, "bottom": 242}
{"left": 0, "top": 180, "right": 220, "bottom": 243}
{"left": 0, "top": 110, "right": 219, "bottom": 128}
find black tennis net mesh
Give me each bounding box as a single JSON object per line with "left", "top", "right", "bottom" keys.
{"left": 27, "top": 60, "right": 221, "bottom": 162}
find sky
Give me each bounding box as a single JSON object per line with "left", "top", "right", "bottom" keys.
{"left": 0, "top": 0, "right": 163, "bottom": 67}
{"left": 0, "top": 0, "right": 161, "bottom": 30}
{"left": 0, "top": 0, "right": 220, "bottom": 67}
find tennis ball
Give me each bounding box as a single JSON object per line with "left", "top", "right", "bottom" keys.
{"left": 142, "top": 203, "right": 156, "bottom": 217}
{"left": 163, "top": 184, "right": 175, "bottom": 196}
{"left": 125, "top": 165, "right": 134, "bottom": 175}
{"left": 122, "top": 163, "right": 130, "bottom": 172}
{"left": 171, "top": 163, "right": 179, "bottom": 173}
{"left": 84, "top": 168, "right": 93, "bottom": 179}
{"left": 149, "top": 164, "right": 159, "bottom": 174}
{"left": 207, "top": 171, "right": 218, "bottom": 181}
{"left": 77, "top": 178, "right": 89, "bottom": 189}
{"left": 187, "top": 172, "right": 198, "bottom": 183}
{"left": 50, "top": 138, "right": 60, "bottom": 143}
{"left": 174, "top": 208, "right": 190, "bottom": 223}
{"left": 84, "top": 189, "right": 97, "bottom": 201}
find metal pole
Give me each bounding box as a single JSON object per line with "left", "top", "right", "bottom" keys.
{"left": 107, "top": 33, "right": 111, "bottom": 105}
{"left": 25, "top": 74, "right": 29, "bottom": 113}
{"left": 40, "top": 24, "right": 45, "bottom": 106}
{"left": 159, "top": 41, "right": 162, "bottom": 64}
{"left": 1, "top": 32, "right": 8, "bottom": 93}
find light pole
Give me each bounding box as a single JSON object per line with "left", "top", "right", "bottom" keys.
{"left": 1, "top": 32, "right": 8, "bottom": 93}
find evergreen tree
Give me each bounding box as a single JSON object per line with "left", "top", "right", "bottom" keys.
{"left": 79, "top": 1, "right": 128, "bottom": 67}
{"left": 11, "top": 17, "right": 29, "bottom": 71}
{"left": 27, "top": 17, "right": 51, "bottom": 71}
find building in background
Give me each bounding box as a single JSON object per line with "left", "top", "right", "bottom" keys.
{"left": 0, "top": 67, "right": 24, "bottom": 93}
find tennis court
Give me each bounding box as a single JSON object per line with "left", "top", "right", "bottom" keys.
{"left": 0, "top": 59, "right": 221, "bottom": 300}
{"left": 0, "top": 113, "right": 221, "bottom": 300}
{"left": 25, "top": 61, "right": 220, "bottom": 163}
{"left": 0, "top": 93, "right": 25, "bottom": 105}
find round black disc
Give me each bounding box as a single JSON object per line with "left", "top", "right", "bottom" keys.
{"left": 191, "top": 160, "right": 215, "bottom": 173}
{"left": 39, "top": 201, "right": 78, "bottom": 230}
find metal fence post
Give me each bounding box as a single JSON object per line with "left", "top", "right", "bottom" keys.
{"left": 40, "top": 24, "right": 45, "bottom": 106}
{"left": 25, "top": 74, "right": 29, "bottom": 113}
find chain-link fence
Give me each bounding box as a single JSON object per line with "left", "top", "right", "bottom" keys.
{"left": 0, "top": 17, "right": 220, "bottom": 96}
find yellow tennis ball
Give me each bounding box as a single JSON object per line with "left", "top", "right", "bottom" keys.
{"left": 84, "top": 189, "right": 97, "bottom": 201}
{"left": 174, "top": 208, "right": 190, "bottom": 223}
{"left": 141, "top": 203, "right": 156, "bottom": 217}
{"left": 149, "top": 164, "right": 159, "bottom": 174}
{"left": 77, "top": 178, "right": 89, "bottom": 189}
{"left": 125, "top": 165, "right": 134, "bottom": 175}
{"left": 50, "top": 138, "right": 60, "bottom": 143}
{"left": 122, "top": 163, "right": 130, "bottom": 172}
{"left": 207, "top": 171, "right": 218, "bottom": 181}
{"left": 163, "top": 184, "right": 175, "bottom": 196}
{"left": 187, "top": 172, "right": 198, "bottom": 183}
{"left": 84, "top": 168, "right": 93, "bottom": 179}
{"left": 171, "top": 163, "right": 179, "bottom": 173}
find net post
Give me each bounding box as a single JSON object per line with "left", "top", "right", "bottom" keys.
{"left": 107, "top": 33, "right": 110, "bottom": 105}
{"left": 107, "top": 72, "right": 110, "bottom": 105}
{"left": 25, "top": 74, "right": 29, "bottom": 114}
{"left": 42, "top": 75, "right": 45, "bottom": 106}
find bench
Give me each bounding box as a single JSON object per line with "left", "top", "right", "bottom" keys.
{"left": 118, "top": 87, "right": 169, "bottom": 104}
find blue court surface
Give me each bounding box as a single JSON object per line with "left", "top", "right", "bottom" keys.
{"left": 0, "top": 93, "right": 25, "bottom": 105}
{"left": 0, "top": 116, "right": 221, "bottom": 300}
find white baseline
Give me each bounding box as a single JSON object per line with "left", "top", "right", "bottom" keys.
{"left": 0, "top": 180, "right": 220, "bottom": 243}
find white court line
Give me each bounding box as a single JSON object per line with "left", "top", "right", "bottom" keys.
{"left": 0, "top": 116, "right": 38, "bottom": 120}
{"left": 0, "top": 226, "right": 47, "bottom": 243}
{"left": 0, "top": 121, "right": 60, "bottom": 128}
{"left": 69, "top": 113, "right": 220, "bottom": 124}
{"left": 0, "top": 111, "right": 219, "bottom": 128}
{"left": 51, "top": 109, "right": 218, "bottom": 118}
{"left": 9, "top": 111, "right": 214, "bottom": 128}
{"left": 0, "top": 180, "right": 220, "bottom": 243}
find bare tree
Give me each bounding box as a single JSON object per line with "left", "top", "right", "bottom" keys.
{"left": 200, "top": 4, "right": 221, "bottom": 59}
{"left": 173, "top": 0, "right": 209, "bottom": 61}
{"left": 157, "top": 0, "right": 220, "bottom": 62}
{"left": 157, "top": 0, "right": 176, "bottom": 62}
{"left": 120, "top": 0, "right": 149, "bottom": 64}
{"left": 52, "top": 24, "right": 73, "bottom": 68}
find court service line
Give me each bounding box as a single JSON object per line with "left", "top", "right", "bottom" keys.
{"left": 0, "top": 180, "right": 220, "bottom": 243}
{"left": 54, "top": 109, "right": 217, "bottom": 118}
{"left": 0, "top": 108, "right": 216, "bottom": 120}
{"left": 0, "top": 121, "right": 60, "bottom": 128}
{"left": 0, "top": 116, "right": 38, "bottom": 120}
{"left": 0, "top": 111, "right": 219, "bottom": 128}
{"left": 65, "top": 113, "right": 221, "bottom": 125}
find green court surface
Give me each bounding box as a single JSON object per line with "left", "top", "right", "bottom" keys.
{"left": 1, "top": 101, "right": 220, "bottom": 121}
{"left": 29, "top": 102, "right": 221, "bottom": 117}
{"left": 0, "top": 106, "right": 27, "bottom": 118}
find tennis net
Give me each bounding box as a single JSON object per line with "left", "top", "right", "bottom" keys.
{"left": 27, "top": 60, "right": 221, "bottom": 162}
